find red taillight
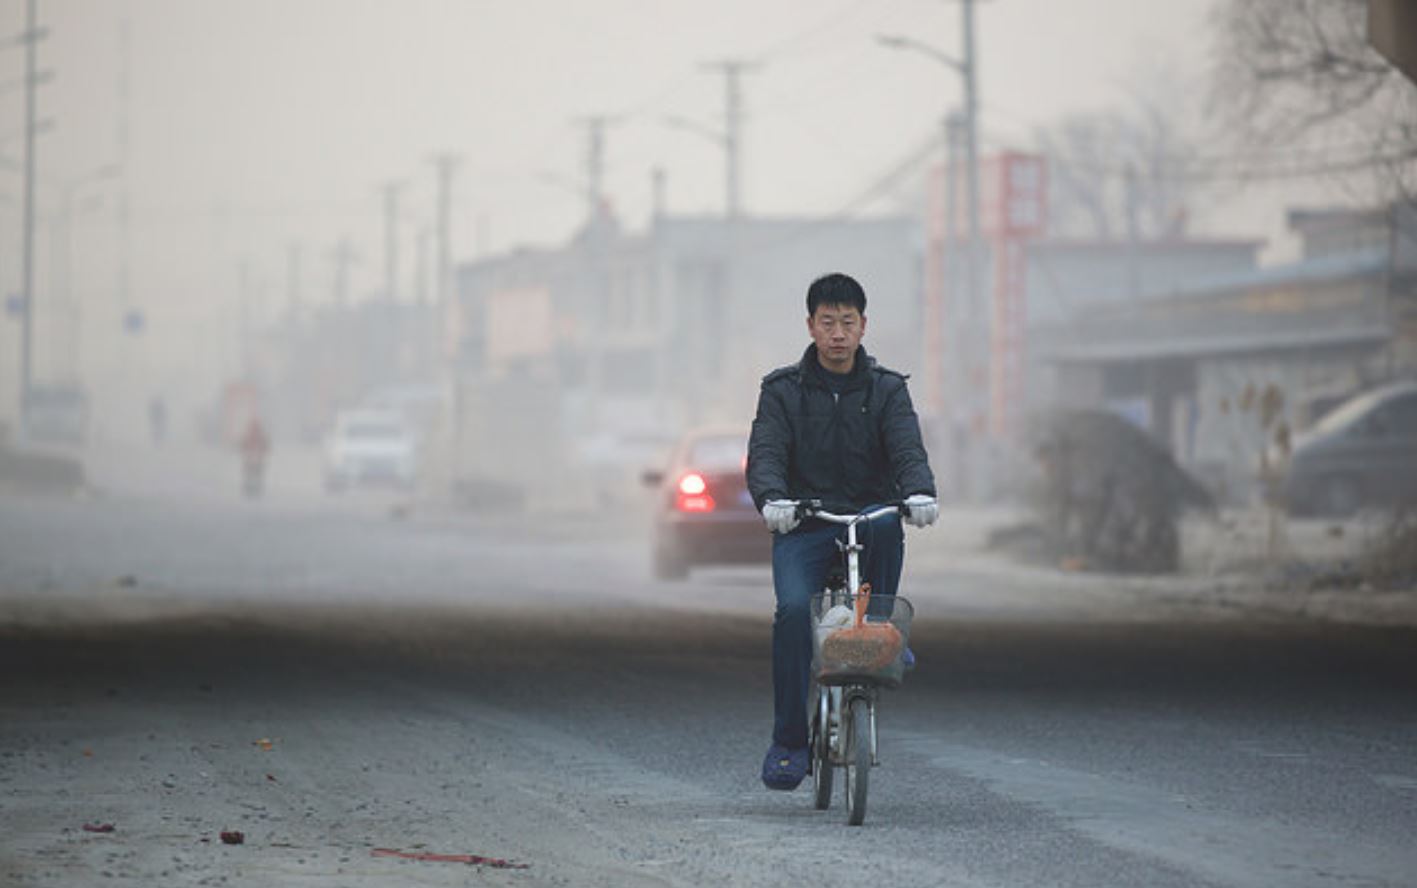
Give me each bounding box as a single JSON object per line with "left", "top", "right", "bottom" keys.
{"left": 677, "top": 494, "right": 716, "bottom": 512}
{"left": 674, "top": 472, "right": 715, "bottom": 512}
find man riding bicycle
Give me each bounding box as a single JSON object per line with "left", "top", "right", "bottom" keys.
{"left": 746, "top": 272, "right": 939, "bottom": 791}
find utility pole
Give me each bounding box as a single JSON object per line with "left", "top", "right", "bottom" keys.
{"left": 945, "top": 111, "right": 968, "bottom": 497}
{"left": 576, "top": 115, "right": 616, "bottom": 227}
{"left": 878, "top": 0, "right": 987, "bottom": 490}
{"left": 430, "top": 153, "right": 459, "bottom": 307}
{"left": 380, "top": 181, "right": 404, "bottom": 303}
{"left": 17, "top": 0, "right": 46, "bottom": 427}
{"left": 959, "top": 0, "right": 985, "bottom": 463}
{"left": 702, "top": 59, "right": 760, "bottom": 219}
{"left": 329, "top": 237, "right": 356, "bottom": 307}
{"left": 942, "top": 112, "right": 965, "bottom": 407}
{"left": 573, "top": 114, "right": 622, "bottom": 434}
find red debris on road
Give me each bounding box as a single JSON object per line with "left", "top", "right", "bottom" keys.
{"left": 371, "top": 847, "right": 529, "bottom": 869}
{"left": 81, "top": 823, "right": 115, "bottom": 834}
{"left": 219, "top": 831, "right": 245, "bottom": 845}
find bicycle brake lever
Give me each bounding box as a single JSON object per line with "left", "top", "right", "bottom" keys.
{"left": 795, "top": 498, "right": 823, "bottom": 519}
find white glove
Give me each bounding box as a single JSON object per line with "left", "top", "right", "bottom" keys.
{"left": 762, "top": 499, "right": 800, "bottom": 534}
{"left": 902, "top": 494, "right": 939, "bottom": 528}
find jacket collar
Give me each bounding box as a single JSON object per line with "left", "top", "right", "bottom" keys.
{"left": 798, "top": 344, "right": 873, "bottom": 389}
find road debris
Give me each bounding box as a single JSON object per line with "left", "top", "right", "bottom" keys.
{"left": 81, "top": 823, "right": 115, "bottom": 834}
{"left": 371, "top": 847, "right": 529, "bottom": 869}
{"left": 1021, "top": 408, "right": 1217, "bottom": 573}
{"left": 253, "top": 738, "right": 274, "bottom": 751}
{"left": 219, "top": 831, "right": 245, "bottom": 845}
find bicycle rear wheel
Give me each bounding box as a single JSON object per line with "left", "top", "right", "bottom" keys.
{"left": 844, "top": 696, "right": 870, "bottom": 825}
{"left": 811, "top": 686, "right": 833, "bottom": 810}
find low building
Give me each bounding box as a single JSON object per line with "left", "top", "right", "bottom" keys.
{"left": 441, "top": 213, "right": 920, "bottom": 510}
{"left": 1034, "top": 203, "right": 1417, "bottom": 502}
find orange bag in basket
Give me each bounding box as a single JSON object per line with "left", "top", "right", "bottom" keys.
{"left": 819, "top": 584, "right": 902, "bottom": 673}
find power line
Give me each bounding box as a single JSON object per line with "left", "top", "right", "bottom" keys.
{"left": 738, "top": 125, "right": 942, "bottom": 254}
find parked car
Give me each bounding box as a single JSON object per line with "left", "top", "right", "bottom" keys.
{"left": 641, "top": 427, "right": 766, "bottom": 580}
{"left": 323, "top": 409, "right": 419, "bottom": 492}
{"left": 1282, "top": 379, "right": 1417, "bottom": 517}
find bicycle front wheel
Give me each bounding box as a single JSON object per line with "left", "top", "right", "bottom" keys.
{"left": 812, "top": 686, "right": 833, "bottom": 810}
{"left": 844, "top": 696, "right": 870, "bottom": 826}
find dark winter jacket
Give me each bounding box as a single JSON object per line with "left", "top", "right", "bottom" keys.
{"left": 746, "top": 344, "right": 936, "bottom": 513}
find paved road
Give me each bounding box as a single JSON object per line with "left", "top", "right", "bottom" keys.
{"left": 2, "top": 481, "right": 1415, "bottom": 887}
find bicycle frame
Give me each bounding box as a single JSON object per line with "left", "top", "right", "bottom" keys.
{"left": 801, "top": 502, "right": 903, "bottom": 770}
{"left": 803, "top": 503, "right": 901, "bottom": 609}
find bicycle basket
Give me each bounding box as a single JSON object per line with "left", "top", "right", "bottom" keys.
{"left": 809, "top": 591, "right": 914, "bottom": 687}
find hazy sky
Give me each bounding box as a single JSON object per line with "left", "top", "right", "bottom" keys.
{"left": 0, "top": 0, "right": 1344, "bottom": 420}
{"left": 8, "top": 1, "right": 1218, "bottom": 267}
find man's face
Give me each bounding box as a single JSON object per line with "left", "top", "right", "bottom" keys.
{"left": 807, "top": 302, "right": 867, "bottom": 372}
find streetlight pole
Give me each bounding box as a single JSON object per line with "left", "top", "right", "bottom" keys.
{"left": 960, "top": 1, "right": 982, "bottom": 403}
{"left": 879, "top": 0, "right": 987, "bottom": 492}
{"left": 430, "top": 153, "right": 459, "bottom": 308}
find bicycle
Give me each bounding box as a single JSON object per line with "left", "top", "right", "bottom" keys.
{"left": 796, "top": 500, "right": 915, "bottom": 826}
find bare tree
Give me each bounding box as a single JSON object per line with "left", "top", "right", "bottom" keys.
{"left": 1209, "top": 0, "right": 1417, "bottom": 202}
{"left": 1034, "top": 102, "right": 1196, "bottom": 241}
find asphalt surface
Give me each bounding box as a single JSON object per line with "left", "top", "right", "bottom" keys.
{"left": 2, "top": 461, "right": 1416, "bottom": 887}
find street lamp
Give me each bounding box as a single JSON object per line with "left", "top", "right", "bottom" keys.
{"left": 876, "top": 29, "right": 981, "bottom": 341}
{"left": 878, "top": 8, "right": 988, "bottom": 497}
{"left": 661, "top": 113, "right": 727, "bottom": 150}
{"left": 875, "top": 34, "right": 964, "bottom": 74}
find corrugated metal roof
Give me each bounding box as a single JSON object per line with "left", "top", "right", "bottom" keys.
{"left": 1045, "top": 325, "right": 1389, "bottom": 363}
{"left": 1148, "top": 247, "right": 1389, "bottom": 303}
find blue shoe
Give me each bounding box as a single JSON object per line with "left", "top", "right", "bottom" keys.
{"left": 761, "top": 744, "right": 809, "bottom": 790}
{"left": 902, "top": 647, "right": 916, "bottom": 670}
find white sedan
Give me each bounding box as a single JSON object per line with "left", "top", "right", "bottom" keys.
{"left": 323, "top": 410, "right": 419, "bottom": 492}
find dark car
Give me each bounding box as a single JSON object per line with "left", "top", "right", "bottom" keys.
{"left": 642, "top": 427, "right": 767, "bottom": 580}
{"left": 1283, "top": 379, "right": 1417, "bottom": 517}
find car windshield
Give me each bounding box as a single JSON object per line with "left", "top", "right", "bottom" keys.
{"left": 1310, "top": 389, "right": 1391, "bottom": 436}
{"left": 689, "top": 435, "right": 746, "bottom": 470}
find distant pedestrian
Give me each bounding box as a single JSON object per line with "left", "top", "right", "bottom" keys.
{"left": 239, "top": 417, "right": 270, "bottom": 498}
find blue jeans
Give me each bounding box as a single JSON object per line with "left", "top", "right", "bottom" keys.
{"left": 770, "top": 511, "right": 904, "bottom": 749}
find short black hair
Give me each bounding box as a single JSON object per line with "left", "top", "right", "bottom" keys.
{"left": 806, "top": 272, "right": 866, "bottom": 316}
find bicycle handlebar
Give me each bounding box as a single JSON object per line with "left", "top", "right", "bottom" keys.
{"left": 793, "top": 500, "right": 905, "bottom": 525}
